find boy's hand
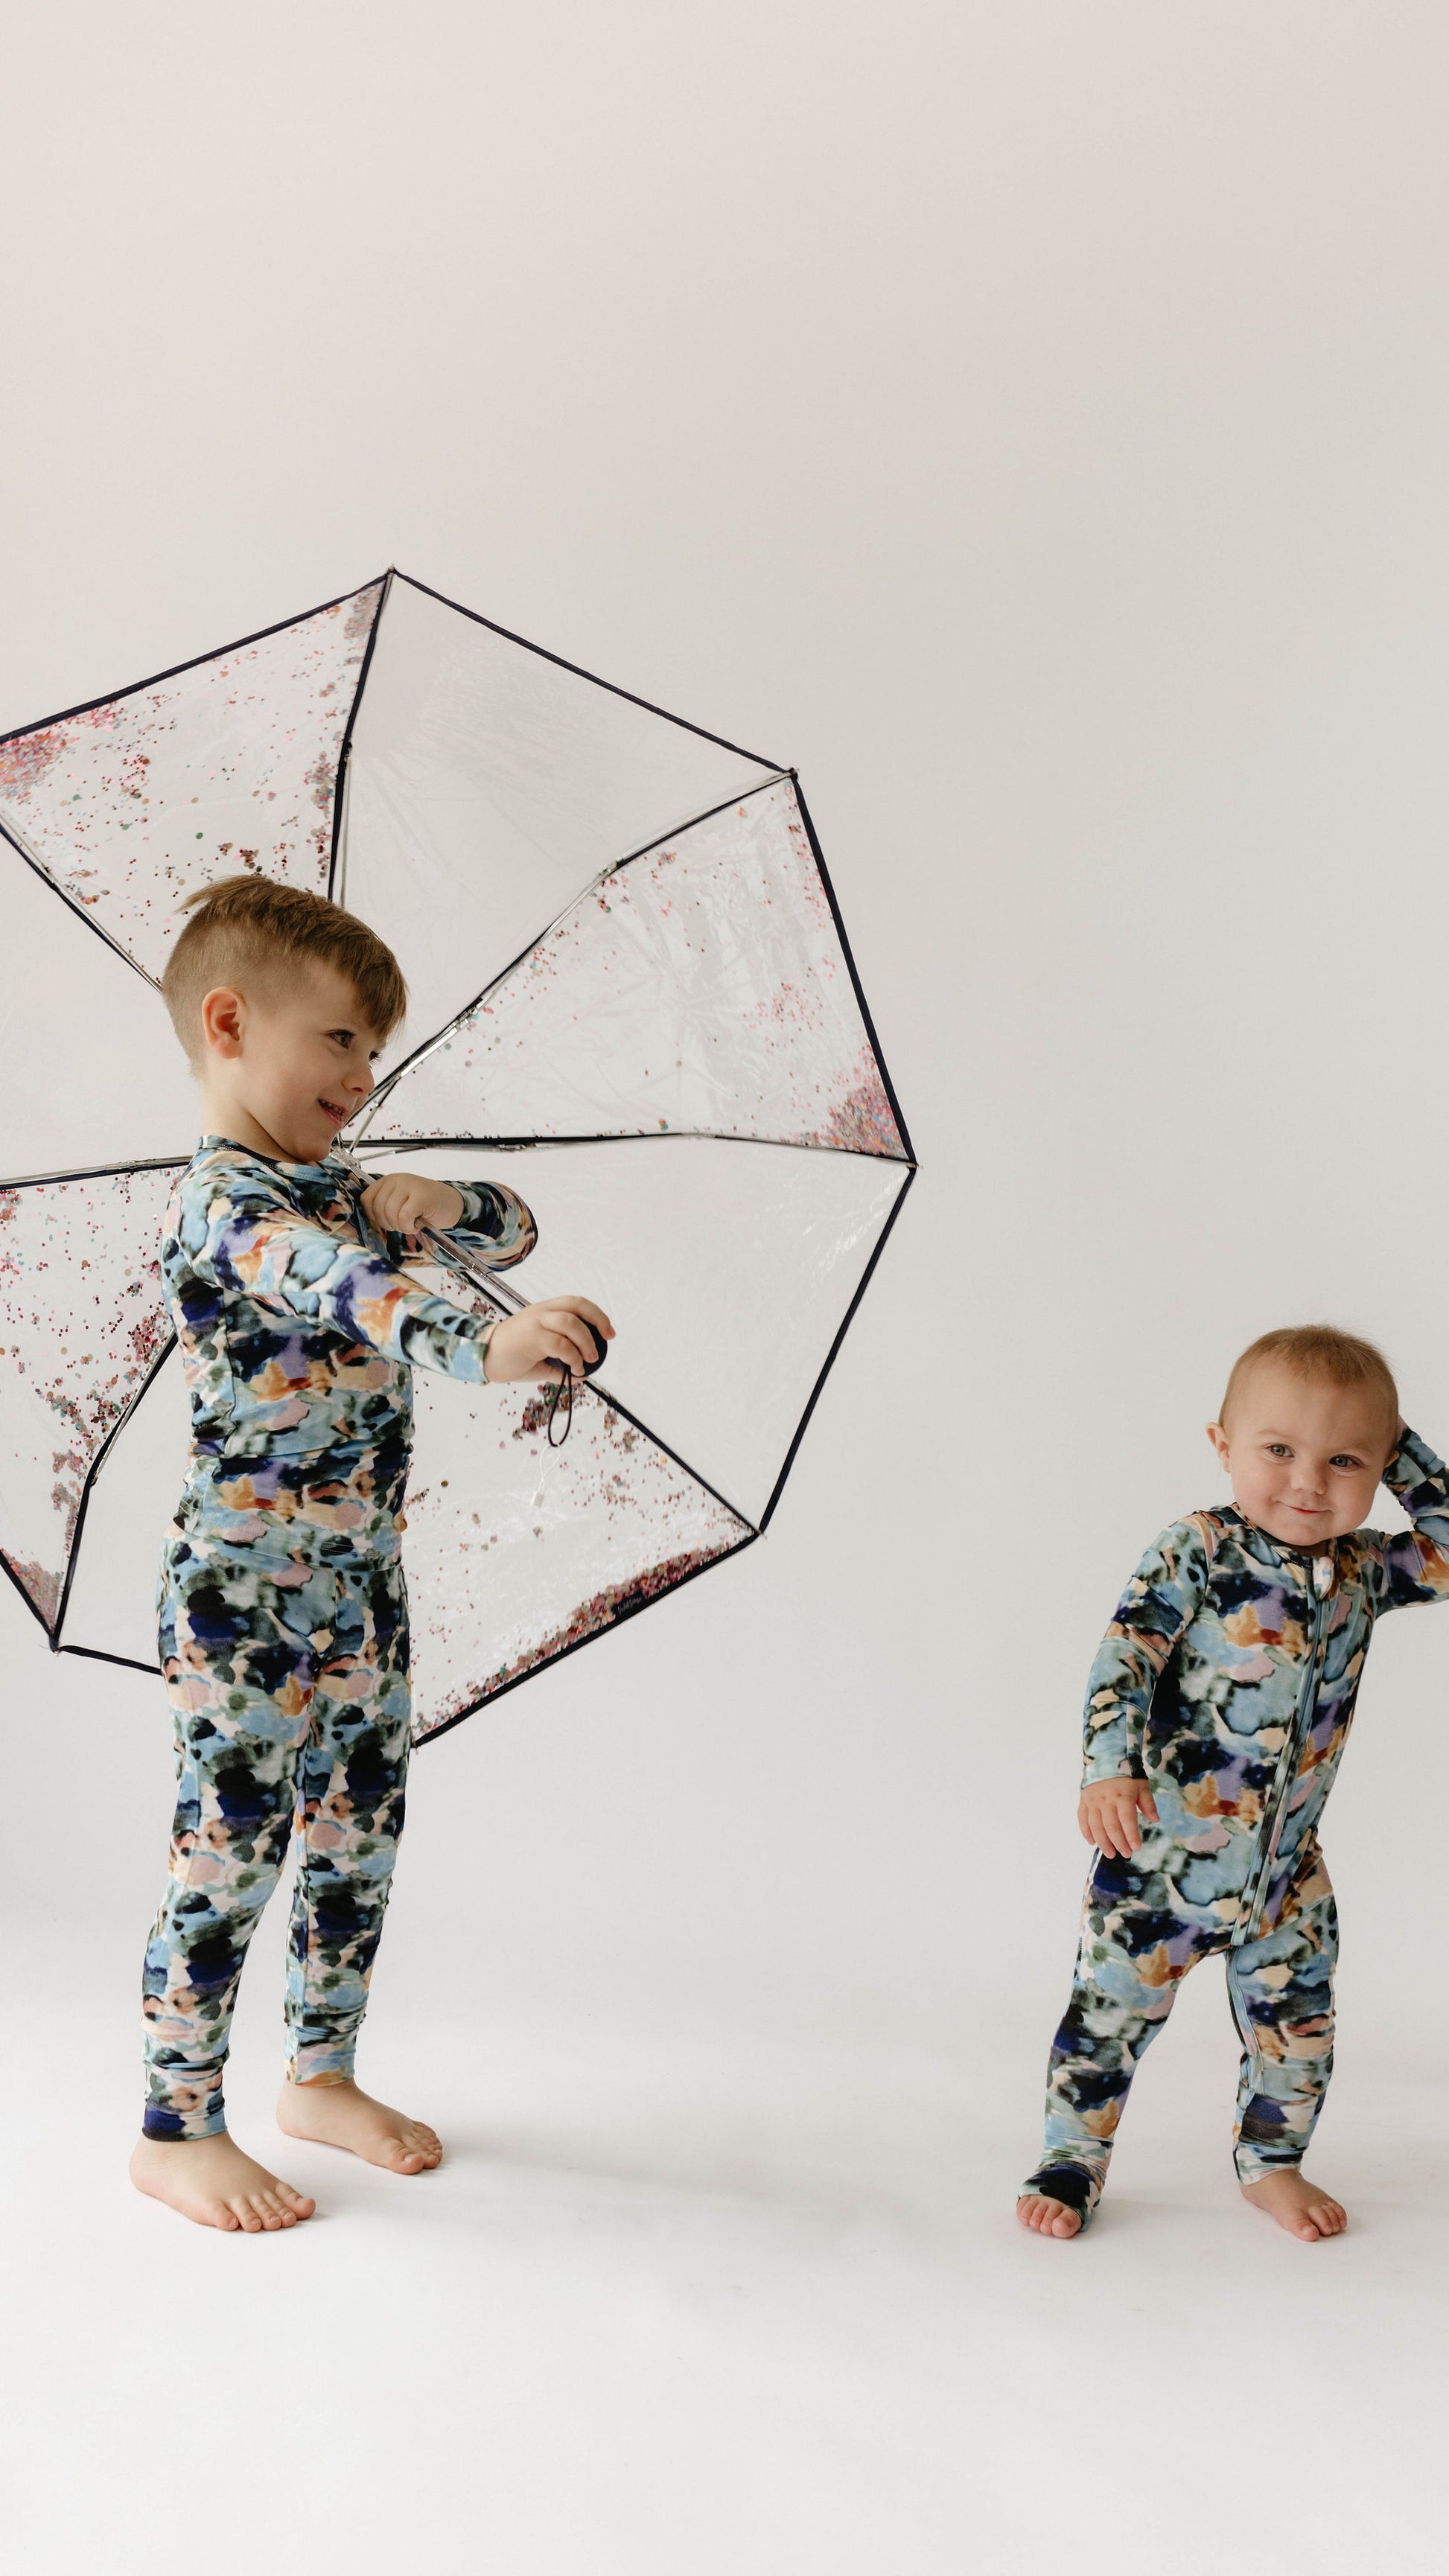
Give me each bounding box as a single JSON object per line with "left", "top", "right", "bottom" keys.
{"left": 483, "top": 1298, "right": 616, "bottom": 1384}
{"left": 359, "top": 1173, "right": 465, "bottom": 1243}
{"left": 1078, "top": 1779, "right": 1159, "bottom": 1858}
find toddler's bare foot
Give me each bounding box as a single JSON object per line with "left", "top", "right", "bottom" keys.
{"left": 1241, "top": 2169, "right": 1346, "bottom": 2240}
{"left": 130, "top": 2132, "right": 316, "bottom": 2233}
{"left": 276, "top": 2076, "right": 442, "bottom": 2174}
{"left": 1016, "top": 2191, "right": 1083, "bottom": 2239}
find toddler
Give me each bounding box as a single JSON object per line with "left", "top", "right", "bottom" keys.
{"left": 130, "top": 875, "right": 613, "bottom": 2232}
{"left": 1018, "top": 1325, "right": 1449, "bottom": 2242}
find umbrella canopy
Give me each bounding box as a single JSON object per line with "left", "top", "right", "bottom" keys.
{"left": 0, "top": 571, "right": 915, "bottom": 1741}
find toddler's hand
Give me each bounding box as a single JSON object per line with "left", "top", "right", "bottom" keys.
{"left": 483, "top": 1298, "right": 615, "bottom": 1384}
{"left": 1077, "top": 1778, "right": 1158, "bottom": 1858}
{"left": 359, "top": 1173, "right": 465, "bottom": 1243}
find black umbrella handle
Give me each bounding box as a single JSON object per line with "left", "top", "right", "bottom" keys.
{"left": 413, "top": 1223, "right": 607, "bottom": 1444}
{"left": 334, "top": 1165, "right": 608, "bottom": 1444}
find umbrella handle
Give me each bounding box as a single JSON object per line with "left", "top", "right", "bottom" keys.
{"left": 335, "top": 1166, "right": 608, "bottom": 1444}
{"left": 414, "top": 1225, "right": 607, "bottom": 1447}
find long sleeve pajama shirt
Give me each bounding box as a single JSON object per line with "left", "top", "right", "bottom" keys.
{"left": 1022, "top": 1430, "right": 1449, "bottom": 2220}
{"left": 141, "top": 1134, "right": 536, "bottom": 2140}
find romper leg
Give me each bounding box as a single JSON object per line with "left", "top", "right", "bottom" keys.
{"left": 1228, "top": 1855, "right": 1337, "bottom": 2185}
{"left": 1022, "top": 1854, "right": 1222, "bottom": 2221}
{"left": 141, "top": 1545, "right": 326, "bottom": 2140}
{"left": 284, "top": 1553, "right": 412, "bottom": 2087}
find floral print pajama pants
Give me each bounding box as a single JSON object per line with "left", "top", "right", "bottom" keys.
{"left": 141, "top": 1525, "right": 411, "bottom": 2140}
{"left": 1024, "top": 1843, "right": 1337, "bottom": 2221}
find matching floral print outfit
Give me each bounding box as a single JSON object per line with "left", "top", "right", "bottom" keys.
{"left": 142, "top": 1135, "right": 536, "bottom": 2140}
{"left": 1022, "top": 1429, "right": 1449, "bottom": 2221}
{"left": 141, "top": 1136, "right": 1449, "bottom": 2183}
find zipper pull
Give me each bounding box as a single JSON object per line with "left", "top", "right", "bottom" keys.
{"left": 1313, "top": 1555, "right": 1334, "bottom": 1599}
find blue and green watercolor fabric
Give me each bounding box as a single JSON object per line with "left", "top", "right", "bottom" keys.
{"left": 1023, "top": 1429, "right": 1449, "bottom": 2219}
{"left": 142, "top": 1135, "right": 535, "bottom": 2140}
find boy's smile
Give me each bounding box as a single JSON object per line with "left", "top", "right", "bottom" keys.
{"left": 196, "top": 958, "right": 386, "bottom": 1165}
{"left": 1206, "top": 1361, "right": 1398, "bottom": 1550}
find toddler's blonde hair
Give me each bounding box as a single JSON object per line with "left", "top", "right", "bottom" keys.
{"left": 161, "top": 874, "right": 407, "bottom": 1069}
{"left": 1220, "top": 1324, "right": 1398, "bottom": 1447}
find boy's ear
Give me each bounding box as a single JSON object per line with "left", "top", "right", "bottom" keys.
{"left": 200, "top": 986, "right": 246, "bottom": 1057}
{"left": 1206, "top": 1420, "right": 1231, "bottom": 1470}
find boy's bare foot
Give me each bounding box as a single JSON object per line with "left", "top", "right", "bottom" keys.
{"left": 130, "top": 2133, "right": 316, "bottom": 2233}
{"left": 276, "top": 2076, "right": 442, "bottom": 2174}
{"left": 1016, "top": 2191, "right": 1084, "bottom": 2238}
{"left": 1240, "top": 2169, "right": 1346, "bottom": 2239}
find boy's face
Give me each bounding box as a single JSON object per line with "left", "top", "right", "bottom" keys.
{"left": 198, "top": 959, "right": 385, "bottom": 1164}
{"left": 1206, "top": 1363, "right": 1394, "bottom": 1549}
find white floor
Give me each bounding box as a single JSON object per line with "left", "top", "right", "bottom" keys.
{"left": 7, "top": 1951, "right": 1449, "bottom": 2576}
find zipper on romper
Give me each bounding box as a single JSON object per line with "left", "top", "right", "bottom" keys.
{"left": 1229, "top": 1560, "right": 1328, "bottom": 1954}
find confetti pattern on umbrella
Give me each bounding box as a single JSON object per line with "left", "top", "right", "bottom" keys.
{"left": 0, "top": 571, "right": 915, "bottom": 1741}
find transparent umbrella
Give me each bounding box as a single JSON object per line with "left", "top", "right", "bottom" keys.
{"left": 0, "top": 571, "right": 915, "bottom": 1741}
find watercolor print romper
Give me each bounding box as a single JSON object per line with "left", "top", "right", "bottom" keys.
{"left": 141, "top": 1135, "right": 537, "bottom": 2141}
{"left": 1022, "top": 1429, "right": 1449, "bottom": 2223}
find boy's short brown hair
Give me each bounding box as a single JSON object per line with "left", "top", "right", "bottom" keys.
{"left": 161, "top": 874, "right": 408, "bottom": 1069}
{"left": 1220, "top": 1324, "right": 1399, "bottom": 1449}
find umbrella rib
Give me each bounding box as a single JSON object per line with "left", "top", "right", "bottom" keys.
{"left": 757, "top": 1161, "right": 918, "bottom": 1534}
{"left": 358, "top": 1130, "right": 916, "bottom": 1165}
{"left": 413, "top": 1525, "right": 761, "bottom": 1748}
{"left": 417, "top": 1229, "right": 760, "bottom": 1533}
{"left": 0, "top": 1153, "right": 189, "bottom": 1191}
{"left": 328, "top": 569, "right": 395, "bottom": 908}
{"left": 51, "top": 1330, "right": 178, "bottom": 1648}
{"left": 0, "top": 575, "right": 391, "bottom": 747}
{"left": 348, "top": 774, "right": 792, "bottom": 1143}
{"left": 389, "top": 570, "right": 787, "bottom": 774}
{"left": 0, "top": 817, "right": 162, "bottom": 992}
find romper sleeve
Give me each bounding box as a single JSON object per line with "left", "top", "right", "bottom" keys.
{"left": 439, "top": 1176, "right": 537, "bottom": 1269}
{"left": 194, "top": 1164, "right": 500, "bottom": 1386}
{"left": 1081, "top": 1515, "right": 1219, "bottom": 1787}
{"left": 1369, "top": 1428, "right": 1449, "bottom": 1612}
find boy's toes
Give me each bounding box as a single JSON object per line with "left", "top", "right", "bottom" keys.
{"left": 1049, "top": 2206, "right": 1083, "bottom": 2237}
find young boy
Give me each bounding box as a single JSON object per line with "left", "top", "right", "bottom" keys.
{"left": 1018, "top": 1324, "right": 1449, "bottom": 2244}
{"left": 130, "top": 875, "right": 614, "bottom": 2234}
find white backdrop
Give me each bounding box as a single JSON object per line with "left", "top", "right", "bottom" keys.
{"left": 5, "top": 9, "right": 1449, "bottom": 2573}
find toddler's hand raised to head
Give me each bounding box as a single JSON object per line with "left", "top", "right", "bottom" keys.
{"left": 483, "top": 1298, "right": 615, "bottom": 1384}
{"left": 1078, "top": 1778, "right": 1158, "bottom": 1858}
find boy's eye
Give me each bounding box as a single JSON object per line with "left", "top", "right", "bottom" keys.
{"left": 1330, "top": 1455, "right": 1363, "bottom": 1471}
{"left": 1266, "top": 1443, "right": 1291, "bottom": 1457}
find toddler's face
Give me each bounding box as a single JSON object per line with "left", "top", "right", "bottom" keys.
{"left": 1206, "top": 1363, "right": 1394, "bottom": 1550}
{"left": 200, "top": 959, "right": 385, "bottom": 1163}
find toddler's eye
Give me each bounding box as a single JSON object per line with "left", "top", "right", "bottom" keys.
{"left": 1266, "top": 1443, "right": 1291, "bottom": 1457}
{"left": 1330, "top": 1455, "right": 1363, "bottom": 1471}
